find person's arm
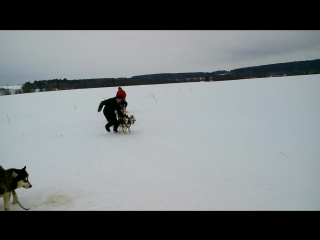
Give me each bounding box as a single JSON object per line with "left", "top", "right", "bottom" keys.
{"left": 116, "top": 104, "right": 125, "bottom": 118}
{"left": 98, "top": 100, "right": 105, "bottom": 112}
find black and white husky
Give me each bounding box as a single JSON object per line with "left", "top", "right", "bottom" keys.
{"left": 118, "top": 115, "right": 136, "bottom": 133}
{"left": 0, "top": 166, "right": 32, "bottom": 211}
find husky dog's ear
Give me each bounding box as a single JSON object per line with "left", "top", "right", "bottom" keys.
{"left": 22, "top": 166, "right": 26, "bottom": 171}
{"left": 12, "top": 172, "right": 18, "bottom": 178}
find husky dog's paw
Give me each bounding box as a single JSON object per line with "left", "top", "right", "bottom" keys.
{"left": 13, "top": 193, "right": 18, "bottom": 204}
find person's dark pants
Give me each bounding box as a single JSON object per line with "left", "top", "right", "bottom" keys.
{"left": 104, "top": 111, "right": 119, "bottom": 131}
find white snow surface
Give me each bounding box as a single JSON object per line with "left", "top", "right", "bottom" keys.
{"left": 1, "top": 74, "right": 320, "bottom": 211}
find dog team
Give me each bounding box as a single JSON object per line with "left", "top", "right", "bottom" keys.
{"left": 98, "top": 87, "right": 136, "bottom": 133}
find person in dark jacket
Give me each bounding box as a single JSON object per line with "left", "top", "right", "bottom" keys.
{"left": 98, "top": 95, "right": 126, "bottom": 132}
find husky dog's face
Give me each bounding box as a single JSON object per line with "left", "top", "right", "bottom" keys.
{"left": 13, "top": 166, "right": 32, "bottom": 189}
{"left": 130, "top": 115, "right": 136, "bottom": 124}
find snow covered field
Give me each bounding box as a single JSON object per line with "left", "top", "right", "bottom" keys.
{"left": 1, "top": 74, "right": 320, "bottom": 210}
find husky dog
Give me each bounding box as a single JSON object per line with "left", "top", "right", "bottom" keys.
{"left": 0, "top": 166, "right": 32, "bottom": 211}
{"left": 118, "top": 115, "right": 136, "bottom": 133}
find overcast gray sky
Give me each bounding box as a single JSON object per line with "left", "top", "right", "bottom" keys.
{"left": 1, "top": 30, "right": 319, "bottom": 86}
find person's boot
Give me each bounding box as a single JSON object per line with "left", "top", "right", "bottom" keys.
{"left": 105, "top": 123, "right": 111, "bottom": 132}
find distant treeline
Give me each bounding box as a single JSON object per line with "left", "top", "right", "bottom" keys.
{"left": 1, "top": 59, "right": 319, "bottom": 95}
